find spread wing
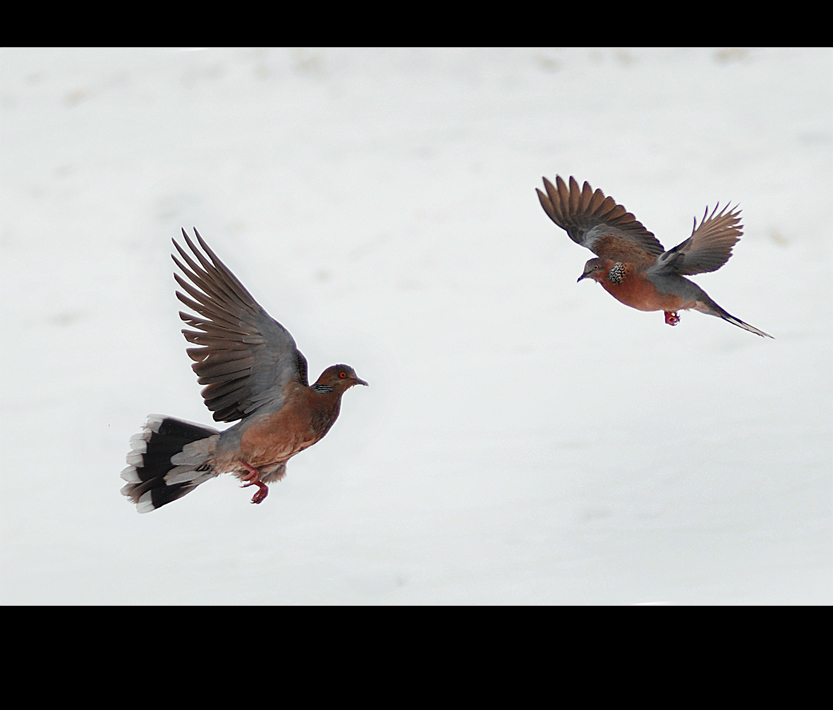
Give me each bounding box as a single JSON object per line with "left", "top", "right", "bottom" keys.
{"left": 172, "top": 229, "right": 308, "bottom": 423}
{"left": 536, "top": 175, "right": 665, "bottom": 260}
{"left": 651, "top": 203, "right": 742, "bottom": 276}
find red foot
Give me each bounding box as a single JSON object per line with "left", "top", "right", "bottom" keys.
{"left": 245, "top": 480, "right": 269, "bottom": 504}
{"left": 240, "top": 462, "right": 269, "bottom": 504}
{"left": 664, "top": 311, "right": 680, "bottom": 326}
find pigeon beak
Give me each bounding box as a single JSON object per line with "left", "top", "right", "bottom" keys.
{"left": 577, "top": 273, "right": 586, "bottom": 283}
{"left": 353, "top": 376, "right": 368, "bottom": 387}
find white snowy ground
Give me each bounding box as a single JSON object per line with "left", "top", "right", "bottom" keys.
{"left": 1, "top": 47, "right": 830, "bottom": 605}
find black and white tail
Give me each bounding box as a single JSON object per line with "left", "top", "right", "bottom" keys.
{"left": 121, "top": 416, "right": 220, "bottom": 513}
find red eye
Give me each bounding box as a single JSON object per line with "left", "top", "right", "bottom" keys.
{"left": 339, "top": 371, "right": 347, "bottom": 378}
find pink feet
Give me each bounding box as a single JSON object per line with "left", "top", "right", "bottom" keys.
{"left": 664, "top": 311, "right": 680, "bottom": 326}
{"left": 239, "top": 461, "right": 269, "bottom": 504}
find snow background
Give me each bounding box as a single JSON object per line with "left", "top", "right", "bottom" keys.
{"left": 1, "top": 47, "right": 830, "bottom": 604}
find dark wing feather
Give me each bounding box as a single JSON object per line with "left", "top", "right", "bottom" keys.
{"left": 652, "top": 203, "right": 742, "bottom": 276}
{"left": 173, "top": 229, "right": 307, "bottom": 423}
{"left": 536, "top": 175, "right": 665, "bottom": 259}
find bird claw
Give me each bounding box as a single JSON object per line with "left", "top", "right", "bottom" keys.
{"left": 247, "top": 481, "right": 269, "bottom": 504}
{"left": 240, "top": 463, "right": 269, "bottom": 504}
{"left": 664, "top": 311, "right": 680, "bottom": 326}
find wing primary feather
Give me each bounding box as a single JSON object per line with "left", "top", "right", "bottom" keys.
{"left": 173, "top": 272, "right": 249, "bottom": 326}
{"left": 174, "top": 232, "right": 254, "bottom": 314}
{"left": 185, "top": 347, "right": 251, "bottom": 365}
{"left": 191, "top": 229, "right": 260, "bottom": 310}
{"left": 172, "top": 248, "right": 252, "bottom": 318}
{"left": 175, "top": 289, "right": 250, "bottom": 333}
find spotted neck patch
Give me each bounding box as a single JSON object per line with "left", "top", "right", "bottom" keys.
{"left": 312, "top": 384, "right": 334, "bottom": 394}
{"left": 607, "top": 261, "right": 626, "bottom": 284}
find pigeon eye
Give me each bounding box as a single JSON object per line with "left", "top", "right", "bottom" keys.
{"left": 339, "top": 371, "right": 347, "bottom": 378}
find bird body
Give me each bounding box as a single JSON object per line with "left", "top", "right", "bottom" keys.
{"left": 122, "top": 230, "right": 366, "bottom": 513}
{"left": 231, "top": 370, "right": 351, "bottom": 472}
{"left": 537, "top": 175, "right": 772, "bottom": 337}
